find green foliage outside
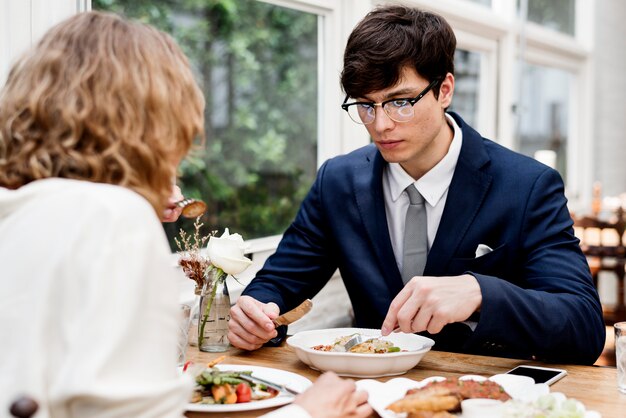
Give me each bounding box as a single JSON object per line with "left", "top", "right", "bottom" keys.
{"left": 93, "top": 0, "right": 318, "bottom": 247}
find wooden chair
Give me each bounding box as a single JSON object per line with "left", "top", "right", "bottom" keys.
{"left": 573, "top": 207, "right": 626, "bottom": 324}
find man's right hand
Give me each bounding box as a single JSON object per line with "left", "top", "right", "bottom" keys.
{"left": 228, "top": 295, "right": 280, "bottom": 350}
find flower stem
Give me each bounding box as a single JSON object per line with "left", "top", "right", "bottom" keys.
{"left": 198, "top": 268, "right": 226, "bottom": 347}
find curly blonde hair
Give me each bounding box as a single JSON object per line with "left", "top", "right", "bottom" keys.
{"left": 0, "top": 11, "right": 205, "bottom": 215}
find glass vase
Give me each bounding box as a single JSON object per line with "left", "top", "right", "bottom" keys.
{"left": 198, "top": 270, "right": 231, "bottom": 352}
{"left": 187, "top": 293, "right": 200, "bottom": 347}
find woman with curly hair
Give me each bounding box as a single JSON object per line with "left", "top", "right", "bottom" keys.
{"left": 0, "top": 10, "right": 204, "bottom": 417}
{"left": 0, "top": 10, "right": 371, "bottom": 418}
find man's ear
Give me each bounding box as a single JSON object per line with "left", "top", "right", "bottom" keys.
{"left": 439, "top": 72, "right": 455, "bottom": 108}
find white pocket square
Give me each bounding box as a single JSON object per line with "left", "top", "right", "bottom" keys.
{"left": 475, "top": 244, "right": 493, "bottom": 258}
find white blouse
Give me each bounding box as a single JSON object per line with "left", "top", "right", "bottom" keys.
{"left": 0, "top": 179, "right": 193, "bottom": 418}
{"left": 0, "top": 178, "right": 311, "bottom": 418}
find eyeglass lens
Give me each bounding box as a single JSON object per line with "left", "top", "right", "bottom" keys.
{"left": 349, "top": 101, "right": 414, "bottom": 124}
{"left": 343, "top": 77, "right": 440, "bottom": 125}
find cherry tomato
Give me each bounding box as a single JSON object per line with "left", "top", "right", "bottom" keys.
{"left": 235, "top": 382, "right": 252, "bottom": 403}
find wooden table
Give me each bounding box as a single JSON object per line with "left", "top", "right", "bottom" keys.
{"left": 184, "top": 344, "right": 625, "bottom": 418}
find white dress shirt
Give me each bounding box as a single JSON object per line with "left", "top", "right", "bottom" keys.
{"left": 384, "top": 113, "right": 463, "bottom": 273}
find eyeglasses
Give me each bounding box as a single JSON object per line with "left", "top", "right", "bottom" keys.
{"left": 341, "top": 78, "right": 441, "bottom": 125}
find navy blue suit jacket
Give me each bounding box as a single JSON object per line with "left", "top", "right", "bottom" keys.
{"left": 243, "top": 112, "right": 605, "bottom": 364}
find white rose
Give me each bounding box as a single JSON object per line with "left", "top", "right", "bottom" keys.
{"left": 207, "top": 228, "right": 252, "bottom": 275}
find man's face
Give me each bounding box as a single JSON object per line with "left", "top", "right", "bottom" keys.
{"left": 357, "top": 66, "right": 455, "bottom": 179}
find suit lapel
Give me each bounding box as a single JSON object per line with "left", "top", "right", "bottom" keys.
{"left": 425, "top": 114, "right": 493, "bottom": 276}
{"left": 353, "top": 147, "right": 404, "bottom": 294}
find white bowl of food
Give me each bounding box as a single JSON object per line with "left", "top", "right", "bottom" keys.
{"left": 286, "top": 327, "right": 434, "bottom": 378}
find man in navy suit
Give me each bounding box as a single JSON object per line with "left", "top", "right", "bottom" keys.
{"left": 228, "top": 5, "right": 605, "bottom": 364}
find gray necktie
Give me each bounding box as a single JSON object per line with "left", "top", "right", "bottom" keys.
{"left": 401, "top": 185, "right": 428, "bottom": 284}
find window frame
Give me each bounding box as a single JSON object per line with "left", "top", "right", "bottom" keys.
{"left": 1, "top": 0, "right": 596, "bottom": 248}
{"left": 399, "top": 0, "right": 593, "bottom": 203}
{"left": 454, "top": 31, "right": 499, "bottom": 139}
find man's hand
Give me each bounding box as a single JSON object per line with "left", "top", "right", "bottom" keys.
{"left": 228, "top": 295, "right": 280, "bottom": 350}
{"left": 381, "top": 274, "right": 482, "bottom": 335}
{"left": 161, "top": 185, "right": 184, "bottom": 222}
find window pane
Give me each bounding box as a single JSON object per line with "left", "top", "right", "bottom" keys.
{"left": 449, "top": 49, "right": 481, "bottom": 128}
{"left": 518, "top": 64, "right": 572, "bottom": 180}
{"left": 93, "top": 0, "right": 319, "bottom": 248}
{"left": 520, "top": 0, "right": 576, "bottom": 35}
{"left": 465, "top": 0, "right": 491, "bottom": 6}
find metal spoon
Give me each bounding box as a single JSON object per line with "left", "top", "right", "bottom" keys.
{"left": 175, "top": 198, "right": 207, "bottom": 218}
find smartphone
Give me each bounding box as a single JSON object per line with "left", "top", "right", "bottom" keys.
{"left": 505, "top": 365, "right": 567, "bottom": 385}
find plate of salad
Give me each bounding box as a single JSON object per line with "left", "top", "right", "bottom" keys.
{"left": 182, "top": 363, "right": 313, "bottom": 412}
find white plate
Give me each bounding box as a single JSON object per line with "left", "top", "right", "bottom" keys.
{"left": 355, "top": 374, "right": 600, "bottom": 418}
{"left": 185, "top": 364, "right": 312, "bottom": 412}
{"left": 286, "top": 328, "right": 434, "bottom": 378}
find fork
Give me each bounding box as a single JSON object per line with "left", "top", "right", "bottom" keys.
{"left": 238, "top": 374, "right": 301, "bottom": 396}
{"left": 343, "top": 327, "right": 402, "bottom": 352}
{"left": 343, "top": 334, "right": 369, "bottom": 352}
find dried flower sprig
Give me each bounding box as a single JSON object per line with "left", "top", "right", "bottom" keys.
{"left": 175, "top": 218, "right": 215, "bottom": 294}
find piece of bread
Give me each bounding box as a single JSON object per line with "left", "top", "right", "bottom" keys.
{"left": 387, "top": 387, "right": 460, "bottom": 413}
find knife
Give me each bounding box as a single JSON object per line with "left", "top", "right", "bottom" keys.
{"left": 238, "top": 373, "right": 301, "bottom": 396}
{"left": 272, "top": 299, "right": 313, "bottom": 328}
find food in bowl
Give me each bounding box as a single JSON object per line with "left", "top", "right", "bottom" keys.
{"left": 287, "top": 328, "right": 434, "bottom": 378}
{"left": 311, "top": 334, "right": 401, "bottom": 353}
{"left": 386, "top": 377, "right": 510, "bottom": 417}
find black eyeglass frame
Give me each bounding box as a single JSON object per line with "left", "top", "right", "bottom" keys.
{"left": 341, "top": 77, "right": 442, "bottom": 124}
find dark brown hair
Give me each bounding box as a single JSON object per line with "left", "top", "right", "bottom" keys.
{"left": 341, "top": 5, "right": 456, "bottom": 99}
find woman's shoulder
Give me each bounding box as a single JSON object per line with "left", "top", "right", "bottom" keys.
{"left": 16, "top": 178, "right": 159, "bottom": 233}
{"left": 35, "top": 178, "right": 152, "bottom": 214}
